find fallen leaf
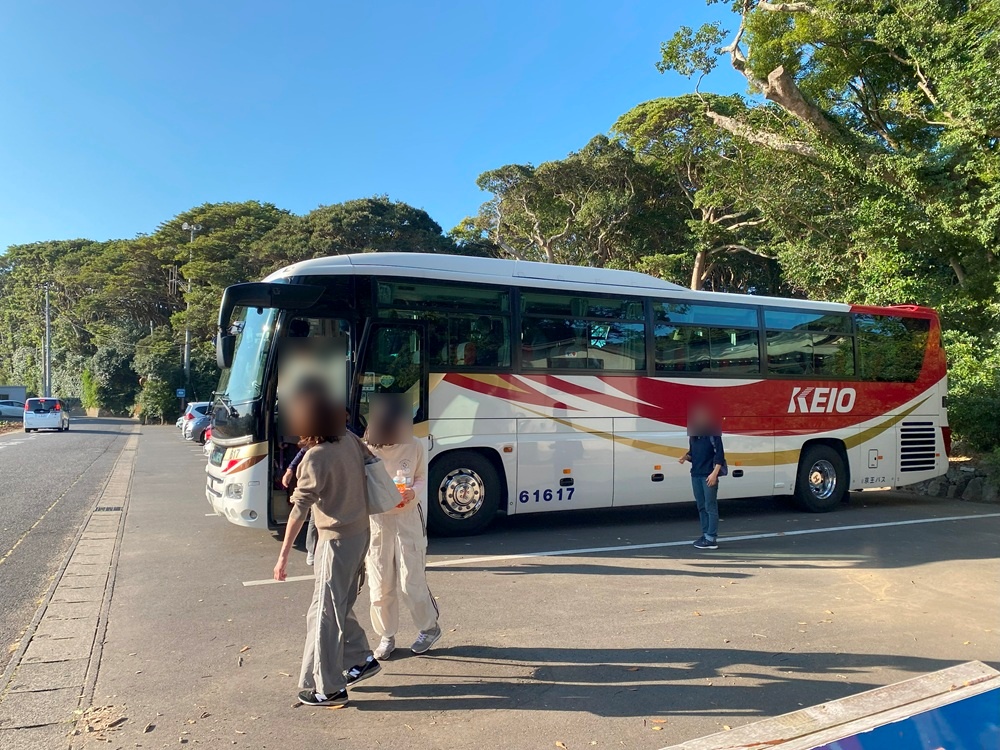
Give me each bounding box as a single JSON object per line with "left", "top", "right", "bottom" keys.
{"left": 693, "top": 611, "right": 701, "bottom": 617}
{"left": 634, "top": 608, "right": 646, "bottom": 612}
{"left": 278, "top": 672, "right": 291, "bottom": 677}
{"left": 626, "top": 667, "right": 641, "bottom": 672}
{"left": 825, "top": 610, "right": 834, "bottom": 614}
{"left": 240, "top": 645, "right": 251, "bottom": 653}
{"left": 143, "top": 723, "right": 155, "bottom": 733}
{"left": 797, "top": 622, "right": 807, "bottom": 625}
{"left": 556, "top": 743, "right": 568, "bottom": 749}
{"left": 963, "top": 641, "right": 971, "bottom": 645}
{"left": 651, "top": 719, "right": 668, "bottom": 724}
{"left": 652, "top": 726, "right": 663, "bottom": 731}
{"left": 723, "top": 725, "right": 732, "bottom": 730}
{"left": 723, "top": 639, "right": 730, "bottom": 643}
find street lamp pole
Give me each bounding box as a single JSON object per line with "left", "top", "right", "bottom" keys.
{"left": 44, "top": 287, "right": 51, "bottom": 398}
{"left": 180, "top": 222, "right": 202, "bottom": 403}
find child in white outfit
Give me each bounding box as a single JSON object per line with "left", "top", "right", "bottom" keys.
{"left": 364, "top": 398, "right": 441, "bottom": 658}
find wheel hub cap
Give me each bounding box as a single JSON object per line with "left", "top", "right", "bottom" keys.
{"left": 439, "top": 468, "right": 485, "bottom": 520}
{"left": 808, "top": 459, "right": 837, "bottom": 500}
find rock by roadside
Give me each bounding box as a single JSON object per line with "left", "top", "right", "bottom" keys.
{"left": 909, "top": 461, "right": 999, "bottom": 504}
{"left": 0, "top": 421, "right": 22, "bottom": 435}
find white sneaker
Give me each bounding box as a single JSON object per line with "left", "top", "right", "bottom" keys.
{"left": 373, "top": 636, "right": 395, "bottom": 660}
{"left": 411, "top": 626, "right": 442, "bottom": 655}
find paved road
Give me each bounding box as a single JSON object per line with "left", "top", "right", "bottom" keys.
{"left": 0, "top": 418, "right": 130, "bottom": 671}
{"left": 87, "top": 426, "right": 1000, "bottom": 750}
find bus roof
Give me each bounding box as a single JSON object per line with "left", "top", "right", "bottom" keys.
{"left": 264, "top": 253, "right": 869, "bottom": 314}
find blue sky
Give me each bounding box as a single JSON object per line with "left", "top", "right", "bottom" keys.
{"left": 0, "top": 1, "right": 744, "bottom": 250}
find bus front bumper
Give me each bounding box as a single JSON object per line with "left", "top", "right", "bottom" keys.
{"left": 205, "top": 461, "right": 270, "bottom": 530}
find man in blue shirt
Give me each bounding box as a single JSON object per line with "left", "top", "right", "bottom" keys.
{"left": 679, "top": 406, "right": 726, "bottom": 550}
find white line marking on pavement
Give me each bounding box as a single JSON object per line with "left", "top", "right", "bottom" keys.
{"left": 244, "top": 574, "right": 313, "bottom": 587}
{"left": 240, "top": 512, "right": 1000, "bottom": 587}
{"left": 205, "top": 513, "right": 220, "bottom": 517}
{"left": 426, "top": 512, "right": 1000, "bottom": 568}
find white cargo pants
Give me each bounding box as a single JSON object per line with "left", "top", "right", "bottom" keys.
{"left": 366, "top": 504, "right": 439, "bottom": 637}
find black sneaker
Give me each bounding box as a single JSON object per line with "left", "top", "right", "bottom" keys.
{"left": 298, "top": 688, "right": 348, "bottom": 707}
{"left": 693, "top": 537, "right": 719, "bottom": 550}
{"left": 344, "top": 656, "right": 381, "bottom": 685}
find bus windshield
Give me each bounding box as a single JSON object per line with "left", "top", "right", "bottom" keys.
{"left": 216, "top": 306, "right": 276, "bottom": 405}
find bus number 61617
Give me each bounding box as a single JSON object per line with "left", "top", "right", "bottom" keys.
{"left": 519, "top": 487, "right": 575, "bottom": 503}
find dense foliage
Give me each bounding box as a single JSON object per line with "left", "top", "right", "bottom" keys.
{"left": 2, "top": 1, "right": 997, "bottom": 450}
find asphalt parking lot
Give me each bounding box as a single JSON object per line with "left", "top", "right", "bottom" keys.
{"left": 87, "top": 425, "right": 999, "bottom": 750}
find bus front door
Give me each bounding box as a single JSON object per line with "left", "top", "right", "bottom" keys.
{"left": 353, "top": 323, "right": 428, "bottom": 435}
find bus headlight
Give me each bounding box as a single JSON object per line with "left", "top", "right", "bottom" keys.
{"left": 225, "top": 483, "right": 244, "bottom": 500}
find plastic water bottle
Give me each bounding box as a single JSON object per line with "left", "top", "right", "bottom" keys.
{"left": 393, "top": 470, "right": 407, "bottom": 496}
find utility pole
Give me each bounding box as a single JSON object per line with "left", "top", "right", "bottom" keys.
{"left": 180, "top": 222, "right": 202, "bottom": 404}
{"left": 44, "top": 287, "right": 51, "bottom": 397}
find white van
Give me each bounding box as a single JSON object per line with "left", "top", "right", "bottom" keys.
{"left": 23, "top": 398, "right": 70, "bottom": 432}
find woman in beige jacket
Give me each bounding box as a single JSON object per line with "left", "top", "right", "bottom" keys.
{"left": 272, "top": 379, "right": 380, "bottom": 707}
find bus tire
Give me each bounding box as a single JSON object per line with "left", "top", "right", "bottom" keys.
{"left": 794, "top": 443, "right": 848, "bottom": 512}
{"left": 427, "top": 451, "right": 502, "bottom": 536}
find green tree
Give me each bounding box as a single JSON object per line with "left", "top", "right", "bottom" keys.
{"left": 469, "top": 136, "right": 684, "bottom": 268}
{"left": 658, "top": 0, "right": 1000, "bottom": 316}
{"left": 614, "top": 94, "right": 788, "bottom": 291}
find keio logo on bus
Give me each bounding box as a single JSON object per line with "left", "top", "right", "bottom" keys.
{"left": 787, "top": 386, "right": 857, "bottom": 414}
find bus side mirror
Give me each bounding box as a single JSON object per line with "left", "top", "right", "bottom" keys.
{"left": 217, "top": 332, "right": 236, "bottom": 369}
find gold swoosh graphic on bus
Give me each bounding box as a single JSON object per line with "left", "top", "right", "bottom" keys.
{"left": 516, "top": 398, "right": 929, "bottom": 468}
{"left": 843, "top": 399, "right": 927, "bottom": 449}
{"left": 459, "top": 373, "right": 533, "bottom": 394}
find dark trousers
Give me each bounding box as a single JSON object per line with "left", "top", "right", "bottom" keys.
{"left": 691, "top": 475, "right": 719, "bottom": 541}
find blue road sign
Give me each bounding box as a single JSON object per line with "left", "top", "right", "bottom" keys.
{"left": 176, "top": 388, "right": 186, "bottom": 398}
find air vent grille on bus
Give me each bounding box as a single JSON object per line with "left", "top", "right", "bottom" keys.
{"left": 899, "top": 421, "right": 937, "bottom": 472}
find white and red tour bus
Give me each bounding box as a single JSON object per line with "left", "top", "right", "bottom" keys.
{"left": 206, "top": 253, "right": 949, "bottom": 535}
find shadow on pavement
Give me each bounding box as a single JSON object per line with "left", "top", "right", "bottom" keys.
{"left": 351, "top": 645, "right": 962, "bottom": 718}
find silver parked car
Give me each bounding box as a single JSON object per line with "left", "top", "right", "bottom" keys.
{"left": 184, "top": 411, "right": 213, "bottom": 444}
{"left": 178, "top": 401, "right": 210, "bottom": 434}
{"left": 0, "top": 400, "right": 25, "bottom": 419}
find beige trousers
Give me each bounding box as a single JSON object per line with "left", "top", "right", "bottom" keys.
{"left": 366, "top": 504, "right": 439, "bottom": 638}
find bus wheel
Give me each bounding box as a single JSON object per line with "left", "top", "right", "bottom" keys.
{"left": 794, "top": 444, "right": 848, "bottom": 512}
{"left": 428, "top": 451, "right": 501, "bottom": 536}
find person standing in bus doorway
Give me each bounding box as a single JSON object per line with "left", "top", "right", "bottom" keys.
{"left": 364, "top": 395, "right": 442, "bottom": 660}
{"left": 678, "top": 403, "right": 726, "bottom": 550}
{"left": 273, "top": 378, "right": 380, "bottom": 708}
{"left": 280, "top": 318, "right": 321, "bottom": 565}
